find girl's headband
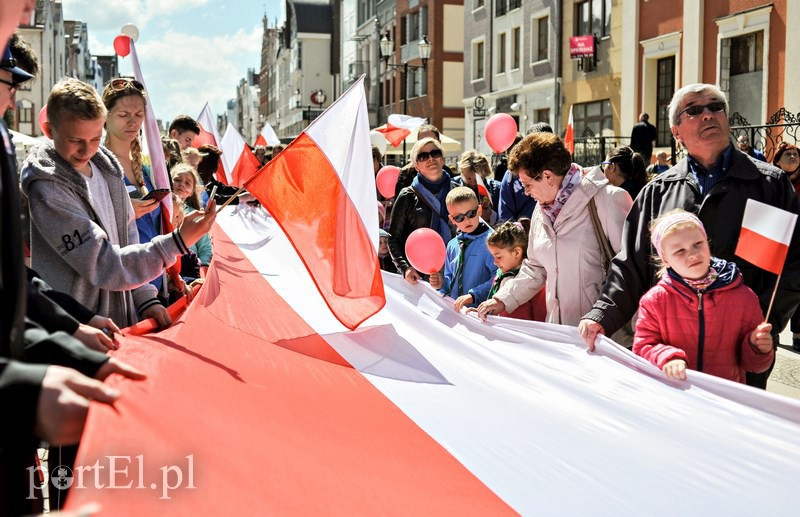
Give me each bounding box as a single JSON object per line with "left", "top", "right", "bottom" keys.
{"left": 651, "top": 212, "right": 706, "bottom": 258}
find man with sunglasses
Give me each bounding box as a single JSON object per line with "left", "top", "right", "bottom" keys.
{"left": 579, "top": 83, "right": 800, "bottom": 389}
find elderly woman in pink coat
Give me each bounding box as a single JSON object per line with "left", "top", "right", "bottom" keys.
{"left": 476, "top": 132, "right": 632, "bottom": 331}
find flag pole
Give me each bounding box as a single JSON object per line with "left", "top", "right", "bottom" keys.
{"left": 217, "top": 187, "right": 247, "bottom": 210}
{"left": 764, "top": 273, "right": 781, "bottom": 323}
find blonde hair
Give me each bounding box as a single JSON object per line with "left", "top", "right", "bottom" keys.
{"left": 446, "top": 186, "right": 478, "bottom": 207}
{"left": 170, "top": 163, "right": 203, "bottom": 210}
{"left": 102, "top": 78, "right": 149, "bottom": 196}
{"left": 410, "top": 137, "right": 445, "bottom": 164}
{"left": 459, "top": 150, "right": 492, "bottom": 178}
{"left": 46, "top": 77, "right": 107, "bottom": 130}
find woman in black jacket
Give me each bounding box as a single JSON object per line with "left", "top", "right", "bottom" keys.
{"left": 388, "top": 138, "right": 455, "bottom": 284}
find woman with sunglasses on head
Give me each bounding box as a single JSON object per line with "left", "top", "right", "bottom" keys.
{"left": 388, "top": 137, "right": 456, "bottom": 285}
{"left": 101, "top": 78, "right": 168, "bottom": 301}
{"left": 601, "top": 145, "right": 648, "bottom": 200}
{"left": 772, "top": 142, "right": 800, "bottom": 351}
{"left": 475, "top": 132, "right": 633, "bottom": 337}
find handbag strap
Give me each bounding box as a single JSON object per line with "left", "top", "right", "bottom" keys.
{"left": 588, "top": 197, "right": 614, "bottom": 273}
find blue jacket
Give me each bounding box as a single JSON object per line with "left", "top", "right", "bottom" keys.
{"left": 439, "top": 222, "right": 496, "bottom": 305}
{"left": 124, "top": 165, "right": 163, "bottom": 292}
{"left": 498, "top": 170, "right": 536, "bottom": 222}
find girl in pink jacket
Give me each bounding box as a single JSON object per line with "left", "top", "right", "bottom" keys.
{"left": 633, "top": 210, "right": 774, "bottom": 383}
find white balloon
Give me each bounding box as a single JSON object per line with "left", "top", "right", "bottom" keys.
{"left": 121, "top": 23, "right": 139, "bottom": 43}
{"left": 370, "top": 131, "right": 388, "bottom": 155}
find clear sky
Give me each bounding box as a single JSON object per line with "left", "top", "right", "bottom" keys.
{"left": 62, "top": 0, "right": 283, "bottom": 124}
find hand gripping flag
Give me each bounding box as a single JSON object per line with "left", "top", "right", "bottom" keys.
{"left": 244, "top": 77, "right": 385, "bottom": 329}
{"left": 735, "top": 199, "right": 798, "bottom": 275}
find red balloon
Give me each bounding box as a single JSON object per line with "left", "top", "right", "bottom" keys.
{"left": 113, "top": 35, "right": 131, "bottom": 57}
{"left": 484, "top": 113, "right": 518, "bottom": 153}
{"left": 375, "top": 165, "right": 401, "bottom": 199}
{"left": 405, "top": 228, "right": 446, "bottom": 274}
{"left": 37, "top": 105, "right": 48, "bottom": 135}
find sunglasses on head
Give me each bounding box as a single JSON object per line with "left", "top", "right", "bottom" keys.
{"left": 451, "top": 207, "right": 479, "bottom": 223}
{"left": 416, "top": 148, "right": 443, "bottom": 162}
{"left": 677, "top": 101, "right": 726, "bottom": 119}
{"left": 108, "top": 78, "right": 145, "bottom": 93}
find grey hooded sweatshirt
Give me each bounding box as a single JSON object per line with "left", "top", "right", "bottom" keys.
{"left": 20, "top": 144, "right": 189, "bottom": 327}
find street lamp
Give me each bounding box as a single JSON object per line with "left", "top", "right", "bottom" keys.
{"left": 380, "top": 33, "right": 432, "bottom": 158}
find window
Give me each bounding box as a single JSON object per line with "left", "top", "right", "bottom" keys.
{"left": 296, "top": 42, "right": 302, "bottom": 70}
{"left": 573, "top": 99, "right": 613, "bottom": 137}
{"left": 405, "top": 7, "right": 427, "bottom": 44}
{"left": 473, "top": 40, "right": 485, "bottom": 80}
{"left": 511, "top": 27, "right": 521, "bottom": 69}
{"left": 730, "top": 31, "right": 763, "bottom": 75}
{"left": 575, "top": 0, "right": 611, "bottom": 38}
{"left": 474, "top": 0, "right": 484, "bottom": 9}
{"left": 656, "top": 56, "right": 675, "bottom": 146}
{"left": 496, "top": 0, "right": 521, "bottom": 16}
{"left": 17, "top": 100, "right": 33, "bottom": 123}
{"left": 405, "top": 67, "right": 427, "bottom": 98}
{"left": 534, "top": 108, "right": 550, "bottom": 124}
{"left": 498, "top": 32, "right": 507, "bottom": 73}
{"left": 533, "top": 16, "right": 549, "bottom": 62}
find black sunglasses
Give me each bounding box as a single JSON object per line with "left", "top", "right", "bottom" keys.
{"left": 451, "top": 207, "right": 479, "bottom": 223}
{"left": 677, "top": 101, "right": 726, "bottom": 119}
{"left": 416, "top": 149, "right": 443, "bottom": 162}
{"left": 0, "top": 77, "right": 18, "bottom": 91}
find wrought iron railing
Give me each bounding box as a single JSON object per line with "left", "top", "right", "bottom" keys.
{"left": 573, "top": 136, "right": 632, "bottom": 167}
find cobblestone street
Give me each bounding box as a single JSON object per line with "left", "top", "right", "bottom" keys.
{"left": 769, "top": 327, "right": 800, "bottom": 399}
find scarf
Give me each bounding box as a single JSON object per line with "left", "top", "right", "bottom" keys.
{"left": 487, "top": 267, "right": 521, "bottom": 299}
{"left": 412, "top": 172, "right": 452, "bottom": 246}
{"left": 452, "top": 221, "right": 490, "bottom": 295}
{"left": 539, "top": 164, "right": 582, "bottom": 223}
{"left": 681, "top": 266, "right": 719, "bottom": 292}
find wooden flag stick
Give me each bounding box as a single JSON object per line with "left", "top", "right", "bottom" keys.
{"left": 216, "top": 186, "right": 246, "bottom": 210}
{"left": 764, "top": 273, "right": 781, "bottom": 323}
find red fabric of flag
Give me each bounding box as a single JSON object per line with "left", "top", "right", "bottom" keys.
{"left": 376, "top": 123, "right": 411, "bottom": 148}
{"left": 245, "top": 133, "right": 385, "bottom": 330}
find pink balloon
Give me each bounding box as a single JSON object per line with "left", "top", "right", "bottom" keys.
{"left": 484, "top": 113, "right": 518, "bottom": 153}
{"left": 405, "top": 228, "right": 446, "bottom": 274}
{"left": 376, "top": 165, "right": 401, "bottom": 199}
{"left": 113, "top": 35, "right": 131, "bottom": 57}
{"left": 38, "top": 105, "right": 47, "bottom": 135}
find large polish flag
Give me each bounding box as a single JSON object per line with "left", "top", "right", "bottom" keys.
{"left": 244, "top": 77, "right": 384, "bottom": 329}
{"left": 219, "top": 123, "right": 261, "bottom": 187}
{"left": 254, "top": 120, "right": 280, "bottom": 147}
{"left": 735, "top": 198, "right": 798, "bottom": 274}
{"left": 193, "top": 103, "right": 229, "bottom": 185}
{"left": 65, "top": 205, "right": 800, "bottom": 515}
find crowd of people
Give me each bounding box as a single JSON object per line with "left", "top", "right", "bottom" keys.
{"left": 377, "top": 83, "right": 800, "bottom": 397}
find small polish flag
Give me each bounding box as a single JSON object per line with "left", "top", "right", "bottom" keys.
{"left": 564, "top": 105, "right": 574, "bottom": 155}
{"left": 220, "top": 123, "right": 261, "bottom": 187}
{"left": 376, "top": 123, "right": 411, "bottom": 148}
{"left": 194, "top": 103, "right": 229, "bottom": 184}
{"left": 735, "top": 199, "right": 798, "bottom": 275}
{"left": 255, "top": 121, "right": 280, "bottom": 147}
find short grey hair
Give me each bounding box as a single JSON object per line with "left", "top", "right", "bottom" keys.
{"left": 410, "top": 137, "right": 444, "bottom": 164}
{"left": 668, "top": 83, "right": 729, "bottom": 127}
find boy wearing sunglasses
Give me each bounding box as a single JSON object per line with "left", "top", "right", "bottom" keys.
{"left": 430, "top": 187, "right": 497, "bottom": 312}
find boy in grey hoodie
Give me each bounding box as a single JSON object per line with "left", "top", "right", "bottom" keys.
{"left": 21, "top": 78, "right": 216, "bottom": 328}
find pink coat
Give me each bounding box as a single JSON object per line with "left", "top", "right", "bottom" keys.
{"left": 633, "top": 259, "right": 773, "bottom": 383}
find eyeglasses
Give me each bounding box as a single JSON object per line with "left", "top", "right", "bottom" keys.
{"left": 416, "top": 148, "right": 443, "bottom": 162}
{"left": 108, "top": 78, "right": 145, "bottom": 93}
{"left": 781, "top": 151, "right": 799, "bottom": 159}
{"left": 600, "top": 161, "right": 612, "bottom": 172}
{"left": 0, "top": 77, "right": 18, "bottom": 92}
{"left": 677, "top": 101, "right": 726, "bottom": 119}
{"left": 451, "top": 207, "right": 479, "bottom": 223}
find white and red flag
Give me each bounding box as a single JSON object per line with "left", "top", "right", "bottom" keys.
{"left": 735, "top": 199, "right": 798, "bottom": 275}
{"left": 564, "top": 105, "right": 575, "bottom": 155}
{"left": 255, "top": 120, "right": 280, "bottom": 147}
{"left": 220, "top": 123, "right": 261, "bottom": 187}
{"left": 192, "top": 103, "right": 229, "bottom": 184}
{"left": 243, "top": 77, "right": 385, "bottom": 329}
